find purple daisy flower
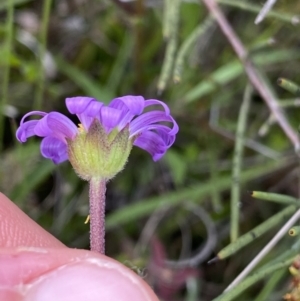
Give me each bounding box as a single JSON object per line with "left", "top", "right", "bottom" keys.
{"left": 16, "top": 95, "right": 178, "bottom": 165}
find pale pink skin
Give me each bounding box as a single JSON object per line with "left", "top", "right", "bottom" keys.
{"left": 0, "top": 193, "right": 159, "bottom": 301}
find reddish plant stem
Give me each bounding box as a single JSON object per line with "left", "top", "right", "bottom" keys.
{"left": 201, "top": 0, "right": 300, "bottom": 151}
{"left": 89, "top": 178, "right": 106, "bottom": 254}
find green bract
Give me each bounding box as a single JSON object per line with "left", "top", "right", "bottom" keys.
{"left": 67, "top": 119, "right": 134, "bottom": 181}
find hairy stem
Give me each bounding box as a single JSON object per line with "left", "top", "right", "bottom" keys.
{"left": 89, "top": 178, "right": 107, "bottom": 254}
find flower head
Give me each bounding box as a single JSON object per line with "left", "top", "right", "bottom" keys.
{"left": 16, "top": 96, "right": 178, "bottom": 180}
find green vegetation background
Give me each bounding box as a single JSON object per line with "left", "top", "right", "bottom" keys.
{"left": 1, "top": 0, "right": 300, "bottom": 300}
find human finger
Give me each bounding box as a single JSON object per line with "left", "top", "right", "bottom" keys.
{"left": 0, "top": 247, "right": 158, "bottom": 301}
{"left": 0, "top": 193, "right": 64, "bottom": 248}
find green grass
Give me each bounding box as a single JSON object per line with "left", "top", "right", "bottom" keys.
{"left": 1, "top": 0, "right": 300, "bottom": 299}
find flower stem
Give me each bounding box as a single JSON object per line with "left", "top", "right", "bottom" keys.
{"left": 89, "top": 178, "right": 106, "bottom": 254}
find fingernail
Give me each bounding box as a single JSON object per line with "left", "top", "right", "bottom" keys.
{"left": 24, "top": 259, "right": 156, "bottom": 301}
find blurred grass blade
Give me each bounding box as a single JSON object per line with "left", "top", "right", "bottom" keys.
{"left": 218, "top": 205, "right": 297, "bottom": 260}
{"left": 164, "top": 150, "right": 188, "bottom": 186}
{"left": 34, "top": 0, "right": 52, "bottom": 110}
{"left": 251, "top": 191, "right": 299, "bottom": 205}
{"left": 255, "top": 0, "right": 278, "bottom": 24}
{"left": 173, "top": 16, "right": 214, "bottom": 83}
{"left": 106, "top": 158, "right": 292, "bottom": 229}
{"left": 0, "top": 0, "right": 33, "bottom": 10}
{"left": 157, "top": 0, "right": 180, "bottom": 93}
{"left": 260, "top": 237, "right": 300, "bottom": 270}
{"left": 10, "top": 159, "right": 56, "bottom": 203}
{"left": 209, "top": 150, "right": 223, "bottom": 212}
{"left": 217, "top": 0, "right": 294, "bottom": 23}
{"left": 162, "top": 0, "right": 172, "bottom": 39}
{"left": 157, "top": 34, "right": 177, "bottom": 93}
{"left": 230, "top": 84, "right": 252, "bottom": 242}
{"left": 186, "top": 277, "right": 199, "bottom": 301}
{"left": 106, "top": 34, "right": 133, "bottom": 93}
{"left": 218, "top": 257, "right": 294, "bottom": 301}
{"left": 55, "top": 56, "right": 114, "bottom": 103}
{"left": 253, "top": 269, "right": 286, "bottom": 301}
{"left": 184, "top": 49, "right": 300, "bottom": 103}
{"left": 212, "top": 256, "right": 295, "bottom": 301}
{"left": 0, "top": 0, "right": 14, "bottom": 152}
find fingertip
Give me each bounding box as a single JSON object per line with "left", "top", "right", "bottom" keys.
{"left": 25, "top": 259, "right": 158, "bottom": 301}
{"left": 0, "top": 193, "right": 64, "bottom": 248}
{"left": 0, "top": 248, "right": 159, "bottom": 301}
{"left": 0, "top": 290, "right": 22, "bottom": 301}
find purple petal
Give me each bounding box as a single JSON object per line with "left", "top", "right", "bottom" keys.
{"left": 99, "top": 106, "right": 122, "bottom": 132}
{"left": 81, "top": 99, "right": 104, "bottom": 117}
{"left": 77, "top": 100, "right": 103, "bottom": 130}
{"left": 76, "top": 114, "right": 94, "bottom": 131}
{"left": 144, "top": 99, "right": 170, "bottom": 115}
{"left": 20, "top": 111, "right": 47, "bottom": 124}
{"left": 34, "top": 112, "right": 77, "bottom": 141}
{"left": 66, "top": 97, "right": 104, "bottom": 130}
{"left": 33, "top": 115, "right": 53, "bottom": 137}
{"left": 134, "top": 131, "right": 168, "bottom": 161}
{"left": 65, "top": 97, "right": 95, "bottom": 114}
{"left": 109, "top": 95, "right": 145, "bottom": 115}
{"left": 139, "top": 125, "right": 176, "bottom": 146}
{"left": 16, "top": 111, "right": 47, "bottom": 142}
{"left": 158, "top": 130, "right": 176, "bottom": 147}
{"left": 129, "top": 111, "right": 178, "bottom": 137}
{"left": 16, "top": 120, "right": 39, "bottom": 142}
{"left": 109, "top": 96, "right": 145, "bottom": 129}
{"left": 40, "top": 136, "right": 68, "bottom": 164}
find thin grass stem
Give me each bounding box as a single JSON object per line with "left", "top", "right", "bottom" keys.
{"left": 173, "top": 16, "right": 214, "bottom": 83}
{"left": 224, "top": 208, "right": 300, "bottom": 292}
{"left": 201, "top": 0, "right": 300, "bottom": 151}
{"left": 277, "top": 78, "right": 300, "bottom": 96}
{"left": 218, "top": 205, "right": 297, "bottom": 260}
{"left": 217, "top": 0, "right": 293, "bottom": 23}
{"left": 106, "top": 158, "right": 292, "bottom": 229}
{"left": 230, "top": 84, "right": 252, "bottom": 242}
{"left": 34, "top": 0, "right": 52, "bottom": 110}
{"left": 0, "top": 0, "right": 14, "bottom": 152}
{"left": 253, "top": 269, "right": 286, "bottom": 301}
{"left": 162, "top": 0, "right": 172, "bottom": 39}
{"left": 212, "top": 256, "right": 295, "bottom": 301}
{"left": 255, "top": 0, "right": 278, "bottom": 24}
{"left": 209, "top": 150, "right": 223, "bottom": 212}
{"left": 251, "top": 191, "right": 299, "bottom": 205}
{"left": 157, "top": 0, "right": 181, "bottom": 93}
